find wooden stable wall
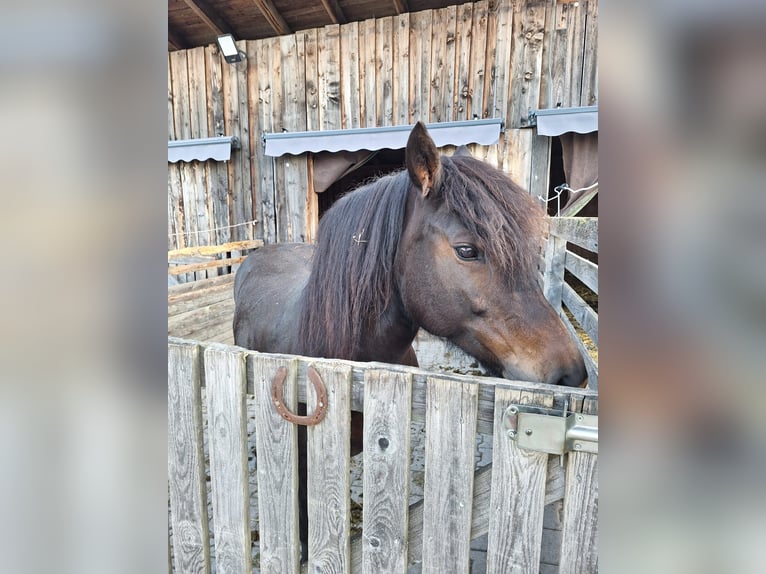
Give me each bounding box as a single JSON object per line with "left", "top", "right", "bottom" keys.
{"left": 168, "top": 0, "right": 598, "bottom": 250}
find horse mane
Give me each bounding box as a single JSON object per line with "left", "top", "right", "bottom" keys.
{"left": 298, "top": 170, "right": 411, "bottom": 359}
{"left": 442, "top": 155, "right": 544, "bottom": 284}
{"left": 298, "top": 154, "right": 544, "bottom": 360}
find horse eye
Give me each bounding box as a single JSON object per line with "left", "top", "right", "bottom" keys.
{"left": 455, "top": 245, "right": 479, "bottom": 260}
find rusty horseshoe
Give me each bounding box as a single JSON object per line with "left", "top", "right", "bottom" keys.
{"left": 271, "top": 366, "right": 328, "bottom": 426}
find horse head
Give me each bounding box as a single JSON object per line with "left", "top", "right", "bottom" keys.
{"left": 397, "top": 122, "right": 587, "bottom": 386}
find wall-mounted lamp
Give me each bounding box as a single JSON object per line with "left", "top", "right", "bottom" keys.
{"left": 216, "top": 34, "right": 245, "bottom": 64}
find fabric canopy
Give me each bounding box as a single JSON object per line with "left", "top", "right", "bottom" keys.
{"left": 263, "top": 119, "right": 504, "bottom": 157}
{"left": 168, "top": 136, "right": 239, "bottom": 163}
{"left": 535, "top": 106, "right": 598, "bottom": 136}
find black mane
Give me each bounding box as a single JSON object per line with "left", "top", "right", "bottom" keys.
{"left": 297, "top": 154, "right": 544, "bottom": 360}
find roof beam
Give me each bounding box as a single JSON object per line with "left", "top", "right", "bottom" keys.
{"left": 319, "top": 0, "right": 348, "bottom": 25}
{"left": 391, "top": 0, "right": 409, "bottom": 15}
{"left": 182, "top": 0, "right": 234, "bottom": 36}
{"left": 168, "top": 26, "right": 189, "bottom": 51}
{"left": 250, "top": 0, "right": 292, "bottom": 36}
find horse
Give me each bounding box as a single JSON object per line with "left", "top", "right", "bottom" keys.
{"left": 234, "top": 121, "right": 586, "bottom": 386}
{"left": 234, "top": 122, "right": 586, "bottom": 559}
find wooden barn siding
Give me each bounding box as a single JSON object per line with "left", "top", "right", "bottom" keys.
{"left": 167, "top": 0, "right": 598, "bottom": 251}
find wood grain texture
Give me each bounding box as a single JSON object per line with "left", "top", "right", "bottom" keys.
{"left": 304, "top": 29, "right": 320, "bottom": 131}
{"left": 559, "top": 397, "right": 599, "bottom": 574}
{"left": 486, "top": 389, "right": 553, "bottom": 574}
{"left": 360, "top": 18, "right": 377, "bottom": 127}
{"left": 318, "top": 24, "right": 342, "bottom": 130}
{"left": 168, "top": 341, "right": 211, "bottom": 574}
{"left": 542, "top": 233, "right": 567, "bottom": 309}
{"left": 561, "top": 283, "right": 598, "bottom": 346}
{"left": 203, "top": 345, "right": 251, "bottom": 574}
{"left": 394, "top": 13, "right": 410, "bottom": 125}
{"left": 580, "top": 0, "right": 598, "bottom": 107}
{"left": 207, "top": 45, "right": 232, "bottom": 245}
{"left": 429, "top": 6, "right": 457, "bottom": 123}
{"left": 376, "top": 17, "right": 394, "bottom": 127}
{"left": 408, "top": 10, "right": 432, "bottom": 123}
{"left": 468, "top": 1, "right": 488, "bottom": 119}
{"left": 454, "top": 2, "right": 473, "bottom": 120}
{"left": 252, "top": 38, "right": 277, "bottom": 244}
{"left": 339, "top": 22, "right": 360, "bottom": 128}
{"left": 421, "top": 376, "right": 478, "bottom": 573}
{"left": 307, "top": 361, "right": 353, "bottom": 573}
{"left": 548, "top": 217, "right": 598, "bottom": 253}
{"left": 252, "top": 355, "right": 302, "bottom": 574}
{"left": 564, "top": 250, "right": 598, "bottom": 293}
{"left": 362, "top": 370, "right": 412, "bottom": 573}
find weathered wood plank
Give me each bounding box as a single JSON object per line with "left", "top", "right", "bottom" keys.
{"left": 168, "top": 273, "right": 235, "bottom": 297}
{"left": 393, "top": 13, "right": 410, "bottom": 125}
{"left": 486, "top": 389, "right": 553, "bottom": 574}
{"left": 307, "top": 361, "right": 352, "bottom": 572}
{"left": 376, "top": 17, "right": 394, "bottom": 126}
{"left": 280, "top": 33, "right": 309, "bottom": 242}
{"left": 529, "top": 133, "right": 552, "bottom": 205}
{"left": 304, "top": 29, "right": 320, "bottom": 131}
{"left": 468, "top": 1, "right": 488, "bottom": 119}
{"left": 252, "top": 355, "right": 302, "bottom": 573}
{"left": 580, "top": 0, "right": 598, "bottom": 107}
{"left": 168, "top": 283, "right": 233, "bottom": 317}
{"left": 490, "top": 0, "right": 512, "bottom": 122}
{"left": 318, "top": 24, "right": 342, "bottom": 130}
{"left": 188, "top": 48, "right": 212, "bottom": 251}
{"left": 168, "top": 299, "right": 235, "bottom": 338}
{"left": 409, "top": 10, "right": 432, "bottom": 123}
{"left": 168, "top": 240, "right": 263, "bottom": 260}
{"left": 421, "top": 376, "right": 478, "bottom": 573}
{"left": 548, "top": 217, "right": 598, "bottom": 253}
{"left": 360, "top": 18, "right": 377, "bottom": 127}
{"left": 267, "top": 36, "right": 287, "bottom": 242}
{"left": 562, "top": 282, "right": 598, "bottom": 346}
{"left": 206, "top": 45, "right": 232, "bottom": 245}
{"left": 565, "top": 250, "right": 598, "bottom": 293}
{"left": 508, "top": 0, "right": 547, "bottom": 128}
{"left": 542, "top": 233, "right": 567, "bottom": 309}
{"left": 559, "top": 397, "right": 598, "bottom": 574}
{"left": 204, "top": 345, "right": 251, "bottom": 574}
{"left": 454, "top": 2, "right": 473, "bottom": 121}
{"left": 339, "top": 22, "right": 360, "bottom": 128}
{"left": 169, "top": 256, "right": 247, "bottom": 276}
{"left": 429, "top": 6, "right": 457, "bottom": 124}
{"left": 168, "top": 341, "right": 211, "bottom": 574}
{"left": 253, "top": 38, "right": 277, "bottom": 244}
{"left": 362, "top": 370, "right": 412, "bottom": 573}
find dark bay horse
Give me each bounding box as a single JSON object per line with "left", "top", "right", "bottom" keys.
{"left": 234, "top": 121, "right": 586, "bottom": 386}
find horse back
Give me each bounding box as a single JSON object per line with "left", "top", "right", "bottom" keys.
{"left": 233, "top": 243, "right": 314, "bottom": 354}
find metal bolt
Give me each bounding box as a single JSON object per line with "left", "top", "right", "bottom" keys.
{"left": 575, "top": 443, "right": 582, "bottom": 450}
{"left": 507, "top": 429, "right": 516, "bottom": 439}
{"left": 576, "top": 415, "right": 583, "bottom": 422}
{"left": 525, "top": 429, "right": 533, "bottom": 436}
{"left": 509, "top": 407, "right": 518, "bottom": 414}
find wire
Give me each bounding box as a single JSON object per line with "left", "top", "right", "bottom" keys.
{"left": 168, "top": 218, "right": 258, "bottom": 239}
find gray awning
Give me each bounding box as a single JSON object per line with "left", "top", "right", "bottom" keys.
{"left": 534, "top": 106, "right": 598, "bottom": 136}
{"left": 263, "top": 119, "right": 504, "bottom": 157}
{"left": 168, "top": 136, "right": 239, "bottom": 163}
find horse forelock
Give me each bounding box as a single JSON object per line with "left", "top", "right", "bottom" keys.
{"left": 298, "top": 170, "right": 411, "bottom": 359}
{"left": 442, "top": 156, "right": 545, "bottom": 285}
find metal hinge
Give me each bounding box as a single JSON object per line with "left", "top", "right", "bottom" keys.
{"left": 503, "top": 404, "right": 598, "bottom": 455}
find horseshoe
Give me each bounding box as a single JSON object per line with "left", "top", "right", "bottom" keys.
{"left": 271, "top": 366, "right": 328, "bottom": 426}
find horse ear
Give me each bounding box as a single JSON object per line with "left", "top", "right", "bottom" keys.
{"left": 406, "top": 121, "right": 442, "bottom": 197}
{"left": 453, "top": 145, "right": 473, "bottom": 158}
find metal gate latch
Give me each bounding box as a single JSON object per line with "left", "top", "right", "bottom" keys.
{"left": 503, "top": 404, "right": 598, "bottom": 455}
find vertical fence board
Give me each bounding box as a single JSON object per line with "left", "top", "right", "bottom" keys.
{"left": 319, "top": 25, "right": 342, "bottom": 130}
{"left": 252, "top": 355, "right": 302, "bottom": 574}
{"left": 408, "top": 10, "right": 432, "bottom": 123}
{"left": 204, "top": 345, "right": 251, "bottom": 574}
{"left": 362, "top": 370, "right": 413, "bottom": 574}
{"left": 340, "top": 22, "right": 361, "bottom": 129}
{"left": 486, "top": 389, "right": 553, "bottom": 574}
{"left": 454, "top": 3, "right": 473, "bottom": 121}
{"left": 559, "top": 397, "right": 599, "bottom": 574}
{"left": 360, "top": 18, "right": 377, "bottom": 127}
{"left": 304, "top": 29, "right": 320, "bottom": 132}
{"left": 188, "top": 48, "right": 211, "bottom": 258}
{"left": 307, "top": 362, "right": 352, "bottom": 572}
{"left": 267, "top": 36, "right": 286, "bottom": 242}
{"left": 580, "top": 0, "right": 598, "bottom": 106}
{"left": 393, "top": 14, "right": 410, "bottom": 126}
{"left": 429, "top": 6, "right": 457, "bottom": 123}
{"left": 542, "top": 233, "right": 567, "bottom": 309}
{"left": 376, "top": 17, "right": 394, "bottom": 126}
{"left": 206, "top": 46, "right": 232, "bottom": 246}
{"left": 168, "top": 341, "right": 210, "bottom": 574}
{"left": 253, "top": 39, "right": 277, "bottom": 244}
{"left": 469, "top": 1, "right": 488, "bottom": 119}
{"left": 421, "top": 377, "right": 478, "bottom": 573}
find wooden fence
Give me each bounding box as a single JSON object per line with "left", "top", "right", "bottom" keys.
{"left": 168, "top": 0, "right": 598, "bottom": 250}
{"left": 543, "top": 216, "right": 598, "bottom": 388}
{"left": 168, "top": 338, "right": 598, "bottom": 573}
